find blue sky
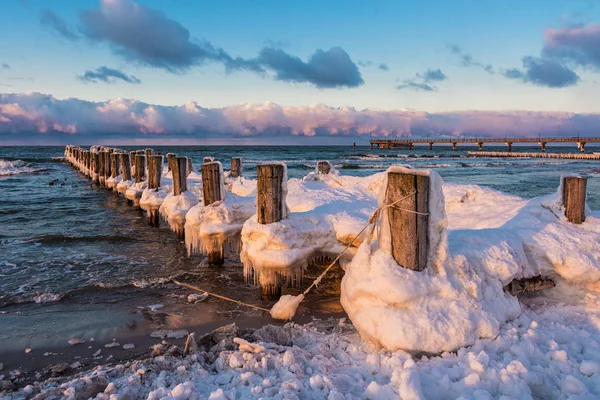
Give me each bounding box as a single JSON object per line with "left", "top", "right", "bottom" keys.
{"left": 0, "top": 0, "right": 599, "bottom": 144}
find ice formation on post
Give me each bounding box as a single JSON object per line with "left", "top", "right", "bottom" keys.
{"left": 184, "top": 162, "right": 255, "bottom": 258}
{"left": 341, "top": 166, "right": 600, "bottom": 354}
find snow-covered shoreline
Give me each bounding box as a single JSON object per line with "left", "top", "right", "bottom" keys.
{"left": 4, "top": 285, "right": 600, "bottom": 399}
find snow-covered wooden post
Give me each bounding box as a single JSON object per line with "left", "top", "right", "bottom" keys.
{"left": 384, "top": 171, "right": 429, "bottom": 271}
{"left": 134, "top": 154, "right": 146, "bottom": 184}
{"left": 110, "top": 153, "right": 119, "bottom": 179}
{"left": 98, "top": 151, "right": 106, "bottom": 187}
{"left": 187, "top": 157, "right": 194, "bottom": 176}
{"left": 103, "top": 151, "right": 112, "bottom": 188}
{"left": 166, "top": 153, "right": 176, "bottom": 171}
{"left": 172, "top": 157, "right": 188, "bottom": 196}
{"left": 129, "top": 151, "right": 136, "bottom": 167}
{"left": 201, "top": 162, "right": 225, "bottom": 264}
{"left": 203, "top": 156, "right": 214, "bottom": 164}
{"left": 145, "top": 148, "right": 153, "bottom": 159}
{"left": 256, "top": 163, "right": 286, "bottom": 299}
{"left": 120, "top": 153, "right": 131, "bottom": 182}
{"left": 317, "top": 161, "right": 331, "bottom": 174}
{"left": 231, "top": 157, "right": 242, "bottom": 178}
{"left": 147, "top": 155, "right": 163, "bottom": 226}
{"left": 92, "top": 152, "right": 100, "bottom": 184}
{"left": 563, "top": 176, "right": 587, "bottom": 224}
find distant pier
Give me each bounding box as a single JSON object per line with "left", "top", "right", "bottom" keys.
{"left": 468, "top": 151, "right": 600, "bottom": 160}
{"left": 370, "top": 137, "right": 600, "bottom": 152}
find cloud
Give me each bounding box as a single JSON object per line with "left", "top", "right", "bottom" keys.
{"left": 3, "top": 92, "right": 599, "bottom": 144}
{"left": 42, "top": 0, "right": 362, "bottom": 88}
{"left": 378, "top": 63, "right": 390, "bottom": 71}
{"left": 40, "top": 9, "right": 80, "bottom": 41}
{"left": 1, "top": 64, "right": 10, "bottom": 69}
{"left": 503, "top": 56, "right": 580, "bottom": 88}
{"left": 542, "top": 23, "right": 600, "bottom": 70}
{"left": 257, "top": 47, "right": 363, "bottom": 88}
{"left": 449, "top": 44, "right": 494, "bottom": 74}
{"left": 78, "top": 66, "right": 141, "bottom": 84}
{"left": 397, "top": 68, "right": 447, "bottom": 91}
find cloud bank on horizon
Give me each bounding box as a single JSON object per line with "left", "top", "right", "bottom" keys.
{"left": 1, "top": 92, "right": 599, "bottom": 144}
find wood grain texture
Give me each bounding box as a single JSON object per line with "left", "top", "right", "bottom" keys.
{"left": 172, "top": 157, "right": 188, "bottom": 195}
{"left": 257, "top": 164, "right": 285, "bottom": 224}
{"left": 317, "top": 161, "right": 331, "bottom": 174}
{"left": 563, "top": 177, "right": 587, "bottom": 224}
{"left": 201, "top": 162, "right": 223, "bottom": 206}
{"left": 148, "top": 155, "right": 163, "bottom": 189}
{"left": 231, "top": 157, "right": 242, "bottom": 178}
{"left": 385, "top": 172, "right": 429, "bottom": 271}
{"left": 134, "top": 154, "right": 146, "bottom": 184}
{"left": 120, "top": 153, "right": 132, "bottom": 181}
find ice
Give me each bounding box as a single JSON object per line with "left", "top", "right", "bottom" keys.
{"left": 159, "top": 191, "right": 199, "bottom": 233}
{"left": 270, "top": 294, "right": 304, "bottom": 321}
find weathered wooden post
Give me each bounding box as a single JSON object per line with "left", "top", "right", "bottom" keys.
{"left": 147, "top": 155, "right": 163, "bottom": 226}
{"left": 129, "top": 151, "right": 136, "bottom": 167}
{"left": 201, "top": 162, "right": 224, "bottom": 264}
{"left": 187, "top": 158, "right": 194, "bottom": 176}
{"left": 120, "top": 153, "right": 132, "bottom": 182}
{"left": 231, "top": 157, "right": 242, "bottom": 178}
{"left": 563, "top": 176, "right": 587, "bottom": 224}
{"left": 134, "top": 154, "right": 146, "bottom": 183}
{"left": 98, "top": 152, "right": 106, "bottom": 187}
{"left": 103, "top": 151, "right": 112, "bottom": 188}
{"left": 384, "top": 171, "right": 429, "bottom": 271}
{"left": 317, "top": 161, "right": 331, "bottom": 174}
{"left": 256, "top": 163, "right": 286, "bottom": 299}
{"left": 145, "top": 148, "right": 153, "bottom": 160}
{"left": 166, "top": 153, "right": 176, "bottom": 171}
{"left": 203, "top": 156, "right": 214, "bottom": 164}
{"left": 110, "top": 153, "right": 119, "bottom": 178}
{"left": 171, "top": 157, "right": 188, "bottom": 239}
{"left": 172, "top": 157, "right": 188, "bottom": 196}
{"left": 92, "top": 152, "right": 100, "bottom": 184}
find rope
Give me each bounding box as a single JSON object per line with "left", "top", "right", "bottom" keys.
{"left": 173, "top": 280, "right": 271, "bottom": 313}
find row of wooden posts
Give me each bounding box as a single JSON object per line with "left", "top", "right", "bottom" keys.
{"left": 64, "top": 146, "right": 588, "bottom": 298}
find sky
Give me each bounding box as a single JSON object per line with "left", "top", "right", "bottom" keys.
{"left": 1, "top": 0, "right": 600, "bottom": 144}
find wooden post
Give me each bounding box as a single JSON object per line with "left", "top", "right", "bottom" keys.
{"left": 203, "top": 156, "right": 214, "bottom": 164}
{"left": 256, "top": 164, "right": 285, "bottom": 224}
{"left": 563, "top": 177, "right": 587, "bottom": 224}
{"left": 103, "top": 151, "right": 111, "bottom": 185}
{"left": 120, "top": 153, "right": 132, "bottom": 181}
{"left": 317, "top": 161, "right": 331, "bottom": 174}
{"left": 231, "top": 157, "right": 242, "bottom": 178}
{"left": 129, "top": 151, "right": 136, "bottom": 167}
{"left": 384, "top": 171, "right": 429, "bottom": 271}
{"left": 187, "top": 158, "right": 194, "bottom": 176}
{"left": 98, "top": 152, "right": 106, "bottom": 187}
{"left": 166, "top": 153, "right": 176, "bottom": 171}
{"left": 110, "top": 153, "right": 119, "bottom": 178}
{"left": 92, "top": 152, "right": 100, "bottom": 184}
{"left": 147, "top": 155, "right": 163, "bottom": 226}
{"left": 172, "top": 157, "right": 188, "bottom": 196}
{"left": 134, "top": 154, "right": 146, "bottom": 183}
{"left": 145, "top": 148, "right": 153, "bottom": 159}
{"left": 256, "top": 164, "right": 286, "bottom": 299}
{"left": 201, "top": 163, "right": 224, "bottom": 264}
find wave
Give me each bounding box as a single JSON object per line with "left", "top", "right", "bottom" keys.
{"left": 339, "top": 163, "right": 389, "bottom": 169}
{"left": 22, "top": 234, "right": 139, "bottom": 245}
{"left": 0, "top": 159, "right": 45, "bottom": 176}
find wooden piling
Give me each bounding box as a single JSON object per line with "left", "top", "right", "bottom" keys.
{"left": 187, "top": 158, "right": 194, "bottom": 176}
{"left": 92, "top": 152, "right": 100, "bottom": 184}
{"left": 166, "top": 153, "right": 176, "bottom": 171}
{"left": 110, "top": 153, "right": 119, "bottom": 178}
{"left": 384, "top": 171, "right": 429, "bottom": 271}
{"left": 317, "top": 161, "right": 331, "bottom": 174}
{"left": 203, "top": 156, "right": 214, "bottom": 164}
{"left": 201, "top": 162, "right": 224, "bottom": 264}
{"left": 98, "top": 152, "right": 106, "bottom": 187}
{"left": 256, "top": 164, "right": 286, "bottom": 224}
{"left": 563, "top": 176, "right": 587, "bottom": 224}
{"left": 256, "top": 163, "right": 286, "bottom": 299}
{"left": 145, "top": 148, "right": 153, "bottom": 160}
{"left": 134, "top": 154, "right": 146, "bottom": 183}
{"left": 172, "top": 157, "right": 188, "bottom": 196}
{"left": 231, "top": 157, "right": 242, "bottom": 178}
{"left": 120, "top": 153, "right": 132, "bottom": 182}
{"left": 103, "top": 151, "right": 111, "bottom": 186}
{"left": 147, "top": 155, "right": 163, "bottom": 226}
{"left": 129, "top": 151, "right": 136, "bottom": 167}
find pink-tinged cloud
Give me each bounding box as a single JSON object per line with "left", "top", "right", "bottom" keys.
{"left": 1, "top": 92, "right": 600, "bottom": 144}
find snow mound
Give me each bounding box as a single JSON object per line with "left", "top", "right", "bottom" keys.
{"left": 159, "top": 191, "right": 199, "bottom": 233}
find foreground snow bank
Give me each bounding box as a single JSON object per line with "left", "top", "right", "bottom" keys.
{"left": 342, "top": 167, "right": 600, "bottom": 354}
{"left": 8, "top": 291, "right": 600, "bottom": 399}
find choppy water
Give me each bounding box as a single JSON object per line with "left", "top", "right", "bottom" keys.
{"left": 1, "top": 145, "right": 599, "bottom": 309}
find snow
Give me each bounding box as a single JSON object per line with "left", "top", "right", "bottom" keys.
{"left": 159, "top": 191, "right": 199, "bottom": 233}
{"left": 270, "top": 294, "right": 304, "bottom": 321}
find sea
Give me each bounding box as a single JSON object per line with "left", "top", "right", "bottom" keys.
{"left": 1, "top": 145, "right": 599, "bottom": 361}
